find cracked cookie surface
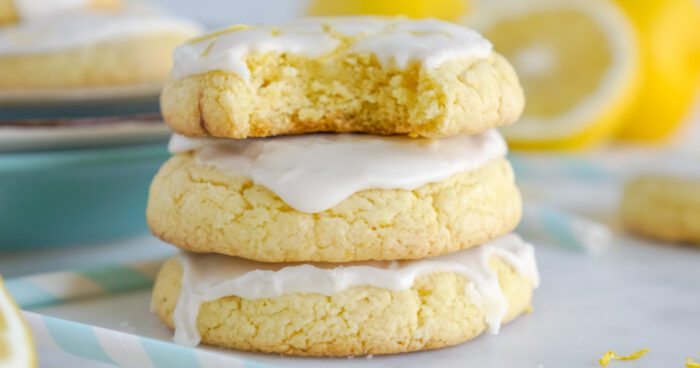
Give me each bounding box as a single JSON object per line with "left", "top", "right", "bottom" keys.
{"left": 152, "top": 256, "right": 534, "bottom": 356}
{"left": 161, "top": 52, "right": 523, "bottom": 139}
{"left": 146, "top": 155, "right": 522, "bottom": 262}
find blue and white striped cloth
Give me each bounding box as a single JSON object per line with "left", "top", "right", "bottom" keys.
{"left": 7, "top": 260, "right": 160, "bottom": 309}
{"left": 24, "top": 312, "right": 265, "bottom": 368}
{"left": 7, "top": 260, "right": 271, "bottom": 368}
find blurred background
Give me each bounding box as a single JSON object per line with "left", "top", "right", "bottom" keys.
{"left": 1, "top": 0, "right": 699, "bottom": 258}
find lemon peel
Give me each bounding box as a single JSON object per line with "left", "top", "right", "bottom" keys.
{"left": 686, "top": 357, "right": 700, "bottom": 368}
{"left": 599, "top": 348, "right": 650, "bottom": 367}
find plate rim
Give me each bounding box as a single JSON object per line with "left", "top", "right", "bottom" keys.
{"left": 0, "top": 83, "right": 163, "bottom": 106}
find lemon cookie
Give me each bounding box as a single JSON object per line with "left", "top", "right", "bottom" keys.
{"left": 147, "top": 130, "right": 522, "bottom": 262}
{"left": 0, "top": 0, "right": 120, "bottom": 24}
{"left": 0, "top": 11, "right": 200, "bottom": 89}
{"left": 621, "top": 175, "right": 700, "bottom": 245}
{"left": 151, "top": 234, "right": 539, "bottom": 356}
{"left": 161, "top": 17, "right": 524, "bottom": 139}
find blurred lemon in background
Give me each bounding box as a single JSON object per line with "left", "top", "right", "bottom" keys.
{"left": 308, "top": 0, "right": 468, "bottom": 21}
{"left": 467, "top": 0, "right": 640, "bottom": 150}
{"left": 0, "top": 276, "right": 35, "bottom": 368}
{"left": 614, "top": 0, "right": 700, "bottom": 143}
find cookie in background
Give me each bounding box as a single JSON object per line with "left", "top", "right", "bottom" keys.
{"left": 0, "top": 4, "right": 201, "bottom": 92}
{"left": 621, "top": 175, "right": 700, "bottom": 245}
{"left": 0, "top": 0, "right": 121, "bottom": 24}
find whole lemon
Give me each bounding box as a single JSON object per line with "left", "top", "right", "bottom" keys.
{"left": 614, "top": 0, "right": 700, "bottom": 143}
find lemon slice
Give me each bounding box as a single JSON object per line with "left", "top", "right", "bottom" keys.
{"left": 307, "top": 0, "right": 468, "bottom": 21}
{"left": 614, "top": 0, "right": 700, "bottom": 143}
{"left": 0, "top": 276, "right": 36, "bottom": 368}
{"left": 466, "top": 0, "right": 640, "bottom": 150}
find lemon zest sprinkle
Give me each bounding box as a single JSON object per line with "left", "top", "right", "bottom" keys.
{"left": 686, "top": 357, "right": 700, "bottom": 368}
{"left": 599, "top": 348, "right": 650, "bottom": 367}
{"left": 188, "top": 24, "right": 251, "bottom": 44}
{"left": 200, "top": 40, "right": 217, "bottom": 58}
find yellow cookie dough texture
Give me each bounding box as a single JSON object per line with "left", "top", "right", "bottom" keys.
{"left": 152, "top": 256, "right": 534, "bottom": 356}
{"left": 0, "top": 33, "right": 196, "bottom": 89}
{"left": 0, "top": 0, "right": 120, "bottom": 24}
{"left": 621, "top": 176, "right": 700, "bottom": 245}
{"left": 147, "top": 155, "right": 522, "bottom": 263}
{"left": 161, "top": 51, "right": 524, "bottom": 139}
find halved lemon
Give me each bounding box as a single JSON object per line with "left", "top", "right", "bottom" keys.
{"left": 307, "top": 0, "right": 468, "bottom": 22}
{"left": 0, "top": 276, "right": 36, "bottom": 368}
{"left": 614, "top": 0, "right": 700, "bottom": 143}
{"left": 465, "top": 0, "right": 640, "bottom": 150}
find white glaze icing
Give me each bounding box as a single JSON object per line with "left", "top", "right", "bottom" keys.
{"left": 171, "top": 16, "right": 492, "bottom": 80}
{"left": 171, "top": 233, "right": 540, "bottom": 346}
{"left": 169, "top": 130, "right": 508, "bottom": 213}
{"left": 14, "top": 0, "right": 87, "bottom": 21}
{"left": 0, "top": 10, "right": 201, "bottom": 55}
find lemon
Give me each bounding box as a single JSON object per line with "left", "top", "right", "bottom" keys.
{"left": 0, "top": 276, "right": 36, "bottom": 368}
{"left": 466, "top": 0, "right": 640, "bottom": 150}
{"left": 307, "top": 0, "right": 468, "bottom": 21}
{"left": 614, "top": 0, "right": 700, "bottom": 143}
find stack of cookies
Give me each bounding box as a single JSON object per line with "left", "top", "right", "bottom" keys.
{"left": 149, "top": 16, "right": 539, "bottom": 357}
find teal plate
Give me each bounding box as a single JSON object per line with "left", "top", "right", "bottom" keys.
{"left": 0, "top": 143, "right": 169, "bottom": 250}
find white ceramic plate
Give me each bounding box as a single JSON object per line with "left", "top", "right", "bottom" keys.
{"left": 0, "top": 115, "right": 171, "bottom": 151}
{"left": 0, "top": 83, "right": 162, "bottom": 106}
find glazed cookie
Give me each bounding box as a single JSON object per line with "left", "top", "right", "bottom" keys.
{"left": 621, "top": 175, "right": 700, "bottom": 245}
{"left": 0, "top": 0, "right": 120, "bottom": 24}
{"left": 161, "top": 17, "right": 524, "bottom": 139}
{"left": 147, "top": 131, "right": 522, "bottom": 262}
{"left": 0, "top": 11, "right": 200, "bottom": 89}
{"left": 151, "top": 234, "right": 539, "bottom": 356}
